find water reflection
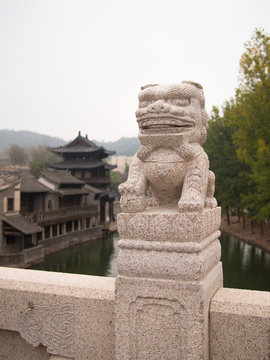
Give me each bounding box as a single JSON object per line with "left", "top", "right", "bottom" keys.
{"left": 33, "top": 231, "right": 120, "bottom": 277}
{"left": 33, "top": 232, "right": 270, "bottom": 291}
{"left": 220, "top": 234, "right": 270, "bottom": 291}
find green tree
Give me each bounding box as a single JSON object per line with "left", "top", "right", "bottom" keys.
{"left": 125, "top": 161, "right": 129, "bottom": 175}
{"left": 109, "top": 171, "right": 122, "bottom": 191}
{"left": 8, "top": 144, "right": 28, "bottom": 168}
{"left": 204, "top": 105, "right": 250, "bottom": 224}
{"left": 29, "top": 146, "right": 60, "bottom": 176}
{"left": 229, "top": 29, "right": 270, "bottom": 220}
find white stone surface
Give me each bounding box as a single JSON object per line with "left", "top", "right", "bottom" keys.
{"left": 116, "top": 263, "right": 223, "bottom": 360}
{"left": 118, "top": 207, "right": 221, "bottom": 242}
{"left": 0, "top": 267, "right": 115, "bottom": 360}
{"left": 210, "top": 287, "right": 270, "bottom": 360}
{"left": 119, "top": 81, "right": 217, "bottom": 213}
{"left": 0, "top": 329, "right": 50, "bottom": 360}
{"left": 116, "top": 82, "right": 223, "bottom": 359}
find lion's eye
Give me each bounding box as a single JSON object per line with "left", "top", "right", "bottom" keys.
{"left": 171, "top": 99, "right": 190, "bottom": 107}
{"left": 139, "top": 101, "right": 150, "bottom": 108}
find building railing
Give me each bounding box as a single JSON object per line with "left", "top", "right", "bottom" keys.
{"left": 78, "top": 176, "right": 110, "bottom": 184}
{"left": 21, "top": 204, "right": 98, "bottom": 225}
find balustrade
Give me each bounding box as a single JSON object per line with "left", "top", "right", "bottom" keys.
{"left": 21, "top": 205, "right": 98, "bottom": 225}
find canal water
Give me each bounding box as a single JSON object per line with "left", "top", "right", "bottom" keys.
{"left": 33, "top": 232, "right": 270, "bottom": 292}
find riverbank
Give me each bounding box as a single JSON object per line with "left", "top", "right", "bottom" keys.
{"left": 0, "top": 227, "right": 103, "bottom": 269}
{"left": 220, "top": 215, "right": 270, "bottom": 253}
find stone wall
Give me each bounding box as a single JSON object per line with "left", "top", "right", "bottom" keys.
{"left": 39, "top": 226, "right": 102, "bottom": 256}
{"left": 23, "top": 245, "right": 44, "bottom": 265}
{"left": 0, "top": 227, "right": 102, "bottom": 267}
{"left": 0, "top": 267, "right": 269, "bottom": 360}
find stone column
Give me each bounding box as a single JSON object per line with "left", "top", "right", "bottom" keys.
{"left": 115, "top": 81, "right": 223, "bottom": 360}
{"left": 116, "top": 208, "right": 222, "bottom": 360}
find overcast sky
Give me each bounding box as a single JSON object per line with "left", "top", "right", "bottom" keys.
{"left": 0, "top": 0, "right": 269, "bottom": 142}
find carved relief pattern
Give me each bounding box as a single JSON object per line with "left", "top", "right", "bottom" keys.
{"left": 118, "top": 208, "right": 221, "bottom": 243}
{"left": 19, "top": 303, "right": 74, "bottom": 357}
{"left": 129, "top": 297, "right": 186, "bottom": 360}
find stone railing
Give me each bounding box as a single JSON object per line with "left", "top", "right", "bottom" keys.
{"left": 0, "top": 267, "right": 269, "bottom": 360}
{"left": 0, "top": 267, "right": 115, "bottom": 360}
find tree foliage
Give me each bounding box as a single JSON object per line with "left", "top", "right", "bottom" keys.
{"left": 231, "top": 29, "right": 270, "bottom": 219}
{"left": 28, "top": 146, "right": 60, "bottom": 176}
{"left": 109, "top": 171, "right": 123, "bottom": 190}
{"left": 204, "top": 106, "right": 250, "bottom": 209}
{"left": 8, "top": 144, "right": 28, "bottom": 167}
{"left": 206, "top": 28, "right": 270, "bottom": 221}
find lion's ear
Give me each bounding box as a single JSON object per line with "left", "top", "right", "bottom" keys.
{"left": 182, "top": 81, "right": 203, "bottom": 90}
{"left": 141, "top": 84, "right": 160, "bottom": 90}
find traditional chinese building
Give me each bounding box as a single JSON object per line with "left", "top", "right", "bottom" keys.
{"left": 0, "top": 170, "right": 102, "bottom": 267}
{"left": 49, "top": 131, "right": 116, "bottom": 188}
{"left": 0, "top": 172, "right": 43, "bottom": 258}
{"left": 49, "top": 132, "right": 117, "bottom": 225}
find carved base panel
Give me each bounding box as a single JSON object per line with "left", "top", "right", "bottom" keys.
{"left": 117, "top": 207, "right": 221, "bottom": 243}
{"left": 115, "top": 262, "right": 223, "bottom": 360}
{"left": 117, "top": 234, "right": 221, "bottom": 281}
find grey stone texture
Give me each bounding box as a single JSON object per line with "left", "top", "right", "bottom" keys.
{"left": 0, "top": 267, "right": 115, "bottom": 360}
{"left": 115, "top": 209, "right": 223, "bottom": 360}
{"left": 0, "top": 270, "right": 269, "bottom": 359}
{"left": 210, "top": 287, "right": 270, "bottom": 360}
{"left": 116, "top": 81, "right": 223, "bottom": 359}
{"left": 119, "top": 82, "right": 217, "bottom": 214}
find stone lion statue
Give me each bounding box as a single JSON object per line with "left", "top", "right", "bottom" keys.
{"left": 119, "top": 81, "right": 217, "bottom": 213}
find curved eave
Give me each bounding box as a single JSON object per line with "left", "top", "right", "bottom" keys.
{"left": 50, "top": 147, "right": 102, "bottom": 154}
{"left": 50, "top": 161, "right": 105, "bottom": 170}
{"left": 104, "top": 164, "right": 117, "bottom": 170}
{"left": 104, "top": 150, "right": 116, "bottom": 156}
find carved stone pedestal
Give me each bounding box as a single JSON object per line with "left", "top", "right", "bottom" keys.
{"left": 115, "top": 208, "right": 223, "bottom": 360}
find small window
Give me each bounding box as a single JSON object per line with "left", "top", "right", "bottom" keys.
{"left": 7, "top": 198, "right": 14, "bottom": 211}
{"left": 48, "top": 200, "right": 52, "bottom": 210}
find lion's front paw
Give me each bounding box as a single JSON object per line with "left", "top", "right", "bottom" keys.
{"left": 120, "top": 193, "right": 146, "bottom": 213}
{"left": 118, "top": 181, "right": 138, "bottom": 195}
{"left": 205, "top": 197, "right": 217, "bottom": 209}
{"left": 178, "top": 198, "right": 203, "bottom": 213}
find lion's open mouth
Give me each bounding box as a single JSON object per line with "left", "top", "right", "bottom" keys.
{"left": 137, "top": 117, "right": 195, "bottom": 134}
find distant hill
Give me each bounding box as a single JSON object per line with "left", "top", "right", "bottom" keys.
{"left": 0, "top": 130, "right": 65, "bottom": 158}
{"left": 0, "top": 130, "right": 139, "bottom": 158}
{"left": 97, "top": 137, "right": 139, "bottom": 156}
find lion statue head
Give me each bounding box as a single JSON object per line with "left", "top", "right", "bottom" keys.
{"left": 135, "top": 81, "right": 208, "bottom": 159}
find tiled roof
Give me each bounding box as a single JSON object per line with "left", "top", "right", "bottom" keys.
{"left": 58, "top": 188, "right": 89, "bottom": 196}
{"left": 2, "top": 214, "right": 43, "bottom": 234}
{"left": 50, "top": 160, "right": 105, "bottom": 170}
{"left": 50, "top": 133, "right": 115, "bottom": 156}
{"left": 20, "top": 175, "right": 50, "bottom": 193}
{"left": 83, "top": 184, "right": 103, "bottom": 194}
{"left": 39, "top": 169, "right": 84, "bottom": 185}
{"left": 0, "top": 172, "right": 19, "bottom": 191}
